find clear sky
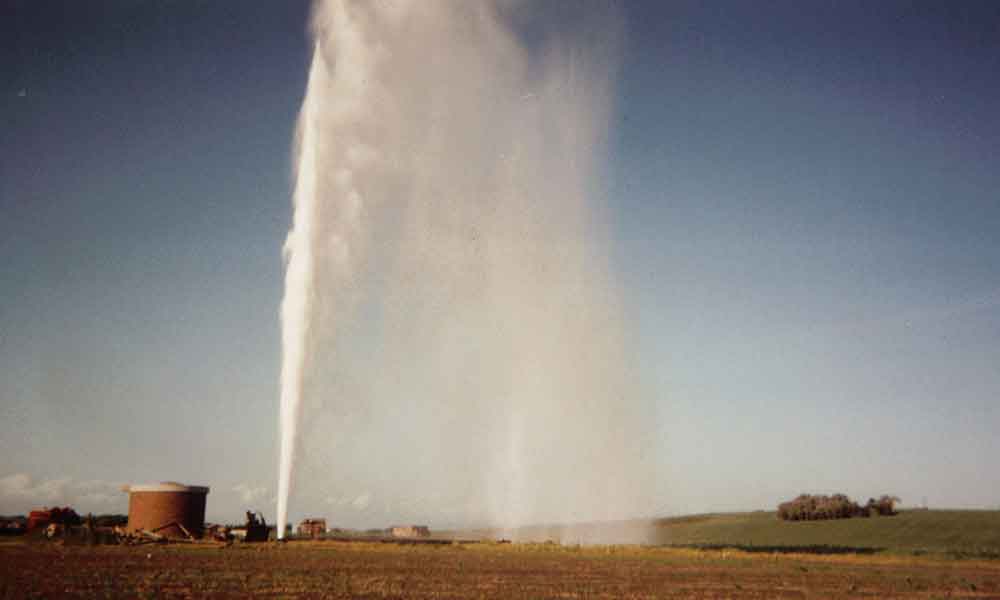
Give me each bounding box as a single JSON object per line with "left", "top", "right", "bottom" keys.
{"left": 2, "top": 1, "right": 999, "bottom": 524}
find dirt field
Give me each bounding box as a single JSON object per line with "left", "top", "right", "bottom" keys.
{"left": 2, "top": 540, "right": 999, "bottom": 599}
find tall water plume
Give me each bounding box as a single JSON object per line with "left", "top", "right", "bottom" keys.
{"left": 276, "top": 42, "right": 322, "bottom": 540}
{"left": 278, "top": 0, "right": 660, "bottom": 541}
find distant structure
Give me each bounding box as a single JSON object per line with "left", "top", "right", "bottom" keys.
{"left": 0, "top": 517, "right": 26, "bottom": 536}
{"left": 123, "top": 482, "right": 209, "bottom": 539}
{"left": 390, "top": 525, "right": 430, "bottom": 538}
{"left": 26, "top": 507, "right": 80, "bottom": 533}
{"left": 298, "top": 518, "right": 327, "bottom": 538}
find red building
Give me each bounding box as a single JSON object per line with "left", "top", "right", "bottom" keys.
{"left": 26, "top": 507, "right": 81, "bottom": 532}
{"left": 297, "top": 518, "right": 326, "bottom": 538}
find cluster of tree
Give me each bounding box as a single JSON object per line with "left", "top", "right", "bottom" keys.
{"left": 777, "top": 494, "right": 900, "bottom": 521}
{"left": 31, "top": 507, "right": 82, "bottom": 526}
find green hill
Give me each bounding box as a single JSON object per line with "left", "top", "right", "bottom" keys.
{"left": 651, "top": 510, "right": 1000, "bottom": 556}
{"left": 447, "top": 509, "right": 1000, "bottom": 557}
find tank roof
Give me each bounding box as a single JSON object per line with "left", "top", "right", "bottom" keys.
{"left": 123, "top": 482, "right": 210, "bottom": 494}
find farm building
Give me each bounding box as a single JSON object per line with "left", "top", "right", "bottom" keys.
{"left": 123, "top": 482, "right": 209, "bottom": 539}
{"left": 298, "top": 518, "right": 327, "bottom": 538}
{"left": 26, "top": 507, "right": 81, "bottom": 532}
{"left": 390, "top": 525, "right": 430, "bottom": 538}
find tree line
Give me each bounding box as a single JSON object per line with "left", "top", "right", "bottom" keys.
{"left": 777, "top": 494, "right": 900, "bottom": 521}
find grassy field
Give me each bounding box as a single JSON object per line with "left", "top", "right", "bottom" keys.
{"left": 459, "top": 510, "right": 1000, "bottom": 558}
{"left": 649, "top": 510, "right": 1000, "bottom": 556}
{"left": 2, "top": 539, "right": 999, "bottom": 598}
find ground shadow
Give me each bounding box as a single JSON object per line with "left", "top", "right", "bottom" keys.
{"left": 667, "top": 543, "right": 884, "bottom": 555}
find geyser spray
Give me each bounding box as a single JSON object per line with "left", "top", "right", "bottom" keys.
{"left": 277, "top": 0, "right": 658, "bottom": 542}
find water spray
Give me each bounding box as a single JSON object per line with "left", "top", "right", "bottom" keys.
{"left": 276, "top": 42, "right": 325, "bottom": 540}
{"left": 277, "top": 0, "right": 657, "bottom": 541}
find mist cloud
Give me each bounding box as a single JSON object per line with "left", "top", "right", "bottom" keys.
{"left": 232, "top": 483, "right": 270, "bottom": 505}
{"left": 282, "top": 0, "right": 661, "bottom": 539}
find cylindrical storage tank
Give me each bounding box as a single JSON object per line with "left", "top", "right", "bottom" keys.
{"left": 124, "top": 482, "right": 209, "bottom": 538}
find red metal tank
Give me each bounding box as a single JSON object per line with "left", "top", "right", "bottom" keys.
{"left": 124, "top": 482, "right": 209, "bottom": 538}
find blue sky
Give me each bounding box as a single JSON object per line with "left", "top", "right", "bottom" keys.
{"left": 2, "top": 1, "right": 999, "bottom": 523}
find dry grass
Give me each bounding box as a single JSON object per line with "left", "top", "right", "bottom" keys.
{"left": 1, "top": 539, "right": 998, "bottom": 598}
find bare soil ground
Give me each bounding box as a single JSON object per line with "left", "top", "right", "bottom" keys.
{"left": 1, "top": 539, "right": 999, "bottom": 599}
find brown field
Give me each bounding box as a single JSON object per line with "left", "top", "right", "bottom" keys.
{"left": 1, "top": 539, "right": 999, "bottom": 599}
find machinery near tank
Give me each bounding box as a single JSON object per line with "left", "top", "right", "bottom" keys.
{"left": 243, "top": 511, "right": 270, "bottom": 542}
{"left": 25, "top": 482, "right": 274, "bottom": 546}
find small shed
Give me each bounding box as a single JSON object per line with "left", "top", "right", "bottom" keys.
{"left": 390, "top": 525, "right": 430, "bottom": 538}
{"left": 297, "top": 518, "right": 326, "bottom": 538}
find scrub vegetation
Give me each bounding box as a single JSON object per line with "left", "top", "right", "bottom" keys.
{"left": 777, "top": 494, "right": 899, "bottom": 521}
